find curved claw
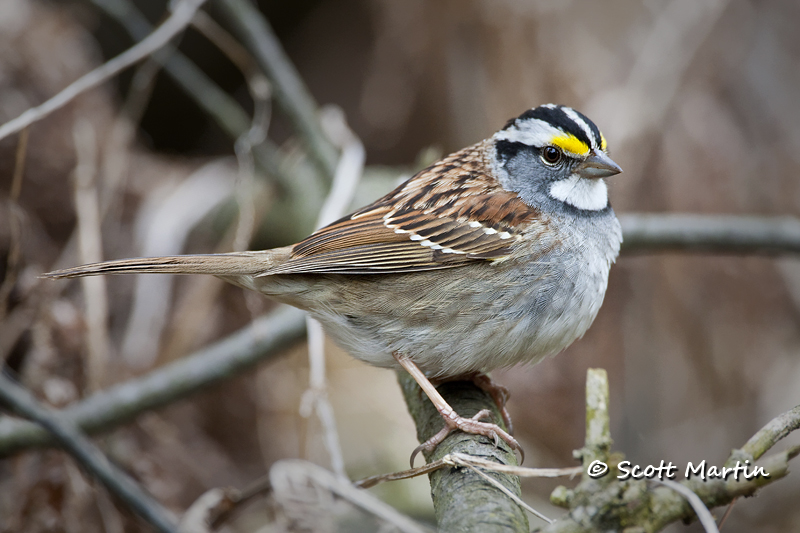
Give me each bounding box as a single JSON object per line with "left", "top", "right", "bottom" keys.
{"left": 410, "top": 426, "right": 452, "bottom": 467}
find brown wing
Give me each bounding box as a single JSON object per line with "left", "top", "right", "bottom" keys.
{"left": 262, "top": 141, "right": 542, "bottom": 276}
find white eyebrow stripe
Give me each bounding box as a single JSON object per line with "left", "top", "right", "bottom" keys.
{"left": 561, "top": 107, "right": 597, "bottom": 150}
{"left": 493, "top": 119, "right": 563, "bottom": 147}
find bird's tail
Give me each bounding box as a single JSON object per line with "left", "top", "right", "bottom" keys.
{"left": 42, "top": 251, "right": 283, "bottom": 280}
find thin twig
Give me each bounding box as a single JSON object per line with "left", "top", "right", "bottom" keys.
{"left": 90, "top": 0, "right": 291, "bottom": 183}
{"left": 191, "top": 10, "right": 260, "bottom": 78}
{"left": 0, "top": 306, "right": 307, "bottom": 456}
{"left": 72, "top": 120, "right": 111, "bottom": 392}
{"left": 0, "top": 371, "right": 177, "bottom": 533}
{"left": 354, "top": 453, "right": 581, "bottom": 489}
{"left": 354, "top": 458, "right": 452, "bottom": 489}
{"left": 0, "top": 127, "right": 28, "bottom": 321}
{"left": 0, "top": 0, "right": 207, "bottom": 142}
{"left": 740, "top": 404, "right": 800, "bottom": 461}
{"left": 190, "top": 8, "right": 273, "bottom": 252}
{"left": 215, "top": 0, "right": 339, "bottom": 179}
{"left": 716, "top": 498, "right": 737, "bottom": 530}
{"left": 231, "top": 77, "right": 271, "bottom": 252}
{"left": 315, "top": 107, "right": 366, "bottom": 228}
{"left": 299, "top": 107, "right": 365, "bottom": 478}
{"left": 654, "top": 479, "right": 719, "bottom": 533}
{"left": 445, "top": 453, "right": 582, "bottom": 479}
{"left": 457, "top": 458, "right": 553, "bottom": 524}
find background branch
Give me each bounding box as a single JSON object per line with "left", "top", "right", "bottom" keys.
{"left": 0, "top": 371, "right": 177, "bottom": 533}
{"left": 0, "top": 0, "right": 207, "bottom": 142}
{"left": 0, "top": 306, "right": 306, "bottom": 456}
{"left": 620, "top": 214, "right": 800, "bottom": 254}
{"left": 215, "top": 0, "right": 339, "bottom": 180}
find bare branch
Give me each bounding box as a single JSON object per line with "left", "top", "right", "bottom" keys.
{"left": 740, "top": 405, "right": 800, "bottom": 461}
{"left": 215, "top": 0, "right": 339, "bottom": 179}
{"left": 72, "top": 119, "right": 111, "bottom": 392}
{"left": 0, "top": 306, "right": 306, "bottom": 456}
{"left": 300, "top": 107, "right": 365, "bottom": 479}
{"left": 620, "top": 214, "right": 800, "bottom": 254}
{"left": 0, "top": 0, "right": 207, "bottom": 142}
{"left": 0, "top": 371, "right": 177, "bottom": 533}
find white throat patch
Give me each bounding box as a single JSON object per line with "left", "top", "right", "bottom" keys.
{"left": 549, "top": 175, "right": 608, "bottom": 211}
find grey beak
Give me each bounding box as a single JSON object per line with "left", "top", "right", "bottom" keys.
{"left": 576, "top": 150, "right": 623, "bottom": 179}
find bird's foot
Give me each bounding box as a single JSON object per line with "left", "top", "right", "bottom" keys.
{"left": 409, "top": 408, "right": 523, "bottom": 467}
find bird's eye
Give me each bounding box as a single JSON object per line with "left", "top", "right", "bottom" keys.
{"left": 541, "top": 146, "right": 562, "bottom": 165}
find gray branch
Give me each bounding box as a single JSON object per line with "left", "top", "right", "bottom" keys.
{"left": 215, "top": 0, "right": 339, "bottom": 180}
{"left": 620, "top": 214, "right": 800, "bottom": 254}
{"left": 0, "top": 306, "right": 306, "bottom": 456}
{"left": 0, "top": 371, "right": 178, "bottom": 533}
{"left": 90, "top": 0, "right": 289, "bottom": 182}
{"left": 397, "top": 372, "right": 529, "bottom": 533}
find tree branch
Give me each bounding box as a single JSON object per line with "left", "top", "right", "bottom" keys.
{"left": 214, "top": 0, "right": 339, "bottom": 180}
{"left": 397, "top": 372, "right": 529, "bottom": 532}
{"left": 0, "top": 306, "right": 306, "bottom": 456}
{"left": 90, "top": 0, "right": 294, "bottom": 184}
{"left": 620, "top": 214, "right": 800, "bottom": 254}
{"left": 0, "top": 371, "right": 177, "bottom": 533}
{"left": 0, "top": 0, "right": 207, "bottom": 142}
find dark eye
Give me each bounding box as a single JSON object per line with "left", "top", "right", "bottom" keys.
{"left": 541, "top": 146, "right": 562, "bottom": 165}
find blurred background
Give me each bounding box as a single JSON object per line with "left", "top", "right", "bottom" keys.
{"left": 1, "top": 0, "right": 800, "bottom": 531}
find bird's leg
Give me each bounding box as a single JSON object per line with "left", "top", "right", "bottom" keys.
{"left": 468, "top": 373, "right": 513, "bottom": 435}
{"left": 393, "top": 353, "right": 522, "bottom": 467}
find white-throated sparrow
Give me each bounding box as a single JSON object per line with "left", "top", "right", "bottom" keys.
{"left": 46, "top": 104, "right": 623, "bottom": 463}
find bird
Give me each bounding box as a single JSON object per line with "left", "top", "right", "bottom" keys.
{"left": 45, "top": 104, "right": 623, "bottom": 465}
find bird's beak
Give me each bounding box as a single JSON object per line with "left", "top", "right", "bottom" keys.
{"left": 575, "top": 149, "right": 622, "bottom": 179}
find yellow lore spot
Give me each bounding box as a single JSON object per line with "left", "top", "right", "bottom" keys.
{"left": 550, "top": 134, "right": 590, "bottom": 157}
{"left": 600, "top": 132, "right": 608, "bottom": 151}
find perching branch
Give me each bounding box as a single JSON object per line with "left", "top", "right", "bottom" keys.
{"left": 0, "top": 371, "right": 177, "bottom": 533}
{"left": 0, "top": 306, "right": 306, "bottom": 456}
{"left": 397, "top": 372, "right": 530, "bottom": 533}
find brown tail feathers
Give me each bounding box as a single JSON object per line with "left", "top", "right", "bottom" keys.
{"left": 42, "top": 251, "right": 281, "bottom": 280}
